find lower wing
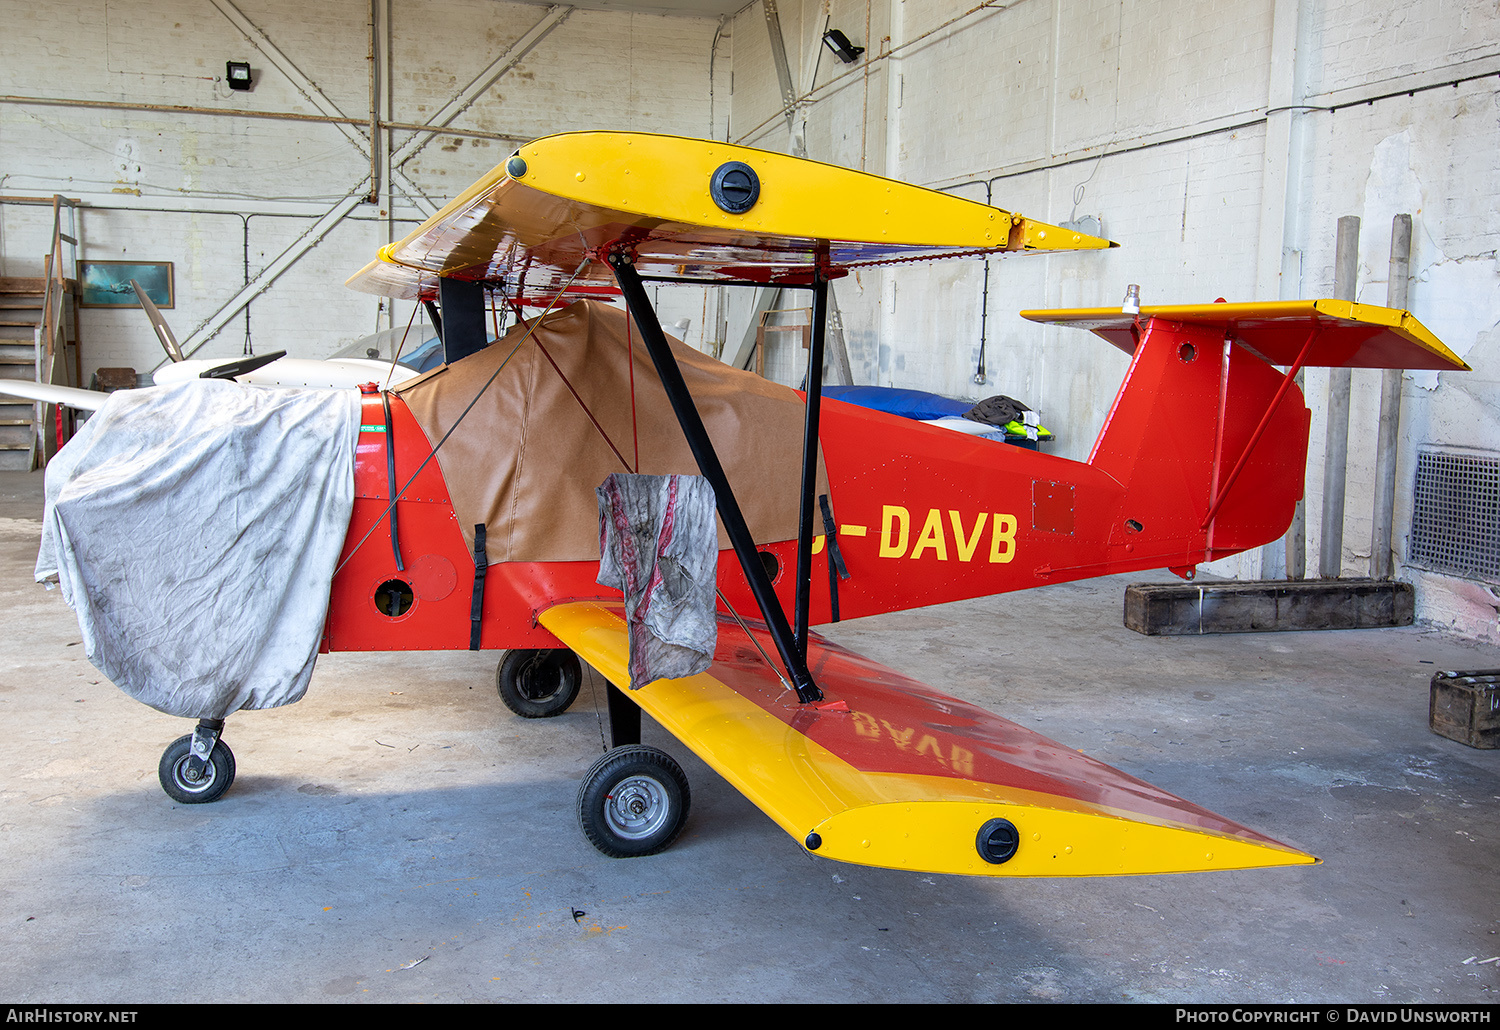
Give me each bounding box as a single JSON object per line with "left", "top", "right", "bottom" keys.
{"left": 540, "top": 601, "right": 1316, "bottom": 878}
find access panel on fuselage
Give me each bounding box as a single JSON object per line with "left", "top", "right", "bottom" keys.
{"left": 322, "top": 391, "right": 476, "bottom": 651}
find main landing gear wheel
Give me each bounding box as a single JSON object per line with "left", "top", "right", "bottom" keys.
{"left": 576, "top": 745, "right": 691, "bottom": 858}
{"left": 496, "top": 648, "right": 582, "bottom": 719}
{"left": 158, "top": 734, "right": 236, "bottom": 804}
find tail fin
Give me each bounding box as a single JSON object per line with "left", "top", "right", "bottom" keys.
{"left": 1023, "top": 300, "right": 1467, "bottom": 566}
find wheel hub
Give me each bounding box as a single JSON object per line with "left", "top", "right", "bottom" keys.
{"left": 604, "top": 776, "right": 670, "bottom": 840}
{"left": 172, "top": 756, "right": 216, "bottom": 793}
{"left": 521, "top": 655, "right": 563, "bottom": 701}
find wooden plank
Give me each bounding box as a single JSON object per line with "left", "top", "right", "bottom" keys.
{"left": 1124, "top": 578, "right": 1415, "bottom": 635}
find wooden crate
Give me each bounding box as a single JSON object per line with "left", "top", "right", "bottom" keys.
{"left": 1429, "top": 670, "right": 1500, "bottom": 749}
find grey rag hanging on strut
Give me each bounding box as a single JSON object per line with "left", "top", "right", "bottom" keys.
{"left": 596, "top": 472, "right": 718, "bottom": 687}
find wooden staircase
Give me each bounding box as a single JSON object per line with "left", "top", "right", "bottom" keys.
{"left": 0, "top": 195, "right": 82, "bottom": 470}
{"left": 0, "top": 276, "right": 78, "bottom": 470}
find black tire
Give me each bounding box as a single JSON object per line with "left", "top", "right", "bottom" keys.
{"left": 158, "top": 734, "right": 236, "bottom": 804}
{"left": 496, "top": 648, "right": 582, "bottom": 719}
{"left": 576, "top": 745, "right": 691, "bottom": 858}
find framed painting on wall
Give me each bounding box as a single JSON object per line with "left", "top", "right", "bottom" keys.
{"left": 79, "top": 261, "right": 174, "bottom": 309}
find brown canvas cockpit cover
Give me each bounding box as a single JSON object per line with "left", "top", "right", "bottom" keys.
{"left": 395, "top": 299, "right": 827, "bottom": 562}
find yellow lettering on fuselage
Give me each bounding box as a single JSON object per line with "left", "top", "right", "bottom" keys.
{"left": 951, "top": 510, "right": 987, "bottom": 561}
{"left": 990, "top": 513, "right": 1016, "bottom": 564}
{"left": 876, "top": 506, "right": 1017, "bottom": 563}
{"left": 909, "top": 509, "right": 948, "bottom": 560}
{"left": 879, "top": 505, "right": 909, "bottom": 557}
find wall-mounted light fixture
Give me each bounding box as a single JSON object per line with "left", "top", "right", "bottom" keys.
{"left": 226, "top": 61, "right": 253, "bottom": 91}
{"left": 822, "top": 29, "right": 865, "bottom": 65}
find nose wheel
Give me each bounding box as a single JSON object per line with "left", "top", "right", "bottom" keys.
{"left": 158, "top": 720, "right": 236, "bottom": 804}
{"left": 577, "top": 745, "right": 690, "bottom": 857}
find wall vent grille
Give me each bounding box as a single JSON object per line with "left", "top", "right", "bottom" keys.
{"left": 1410, "top": 448, "right": 1500, "bottom": 581}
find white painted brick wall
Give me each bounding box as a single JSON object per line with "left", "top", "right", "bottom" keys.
{"left": 726, "top": 0, "right": 1500, "bottom": 637}
{"left": 1, "top": 0, "right": 718, "bottom": 375}
{"left": 727, "top": 0, "right": 794, "bottom": 152}
{"left": 1292, "top": 79, "right": 1500, "bottom": 637}
{"left": 1312, "top": 0, "right": 1500, "bottom": 94}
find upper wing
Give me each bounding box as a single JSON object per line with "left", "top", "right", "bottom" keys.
{"left": 540, "top": 601, "right": 1315, "bottom": 878}
{"left": 347, "top": 131, "right": 1116, "bottom": 301}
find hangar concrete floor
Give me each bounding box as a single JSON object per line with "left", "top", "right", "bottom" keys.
{"left": 1, "top": 468, "right": 1497, "bottom": 1005}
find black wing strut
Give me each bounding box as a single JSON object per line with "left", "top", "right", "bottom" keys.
{"left": 608, "top": 253, "right": 826, "bottom": 704}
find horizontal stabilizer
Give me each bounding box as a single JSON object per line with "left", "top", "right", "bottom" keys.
{"left": 1021, "top": 299, "right": 1468, "bottom": 371}
{"left": 540, "top": 601, "right": 1316, "bottom": 878}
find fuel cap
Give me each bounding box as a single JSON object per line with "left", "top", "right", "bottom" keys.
{"left": 976, "top": 818, "right": 1020, "bottom": 864}
{"left": 710, "top": 161, "right": 760, "bottom": 214}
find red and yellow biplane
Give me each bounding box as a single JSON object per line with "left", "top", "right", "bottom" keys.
{"left": 50, "top": 132, "right": 1472, "bottom": 878}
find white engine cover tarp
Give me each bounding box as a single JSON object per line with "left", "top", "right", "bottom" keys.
{"left": 36, "top": 380, "right": 360, "bottom": 719}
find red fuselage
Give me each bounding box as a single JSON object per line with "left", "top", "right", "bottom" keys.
{"left": 325, "top": 333, "right": 1307, "bottom": 655}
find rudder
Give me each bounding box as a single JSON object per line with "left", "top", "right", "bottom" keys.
{"left": 1086, "top": 318, "right": 1309, "bottom": 565}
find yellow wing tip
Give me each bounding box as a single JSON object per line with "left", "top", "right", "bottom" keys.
{"left": 345, "top": 258, "right": 383, "bottom": 290}
{"left": 1013, "top": 217, "right": 1117, "bottom": 251}
{"left": 809, "top": 799, "right": 1319, "bottom": 878}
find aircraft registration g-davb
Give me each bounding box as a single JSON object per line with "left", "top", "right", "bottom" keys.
{"left": 42, "top": 131, "right": 1468, "bottom": 879}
